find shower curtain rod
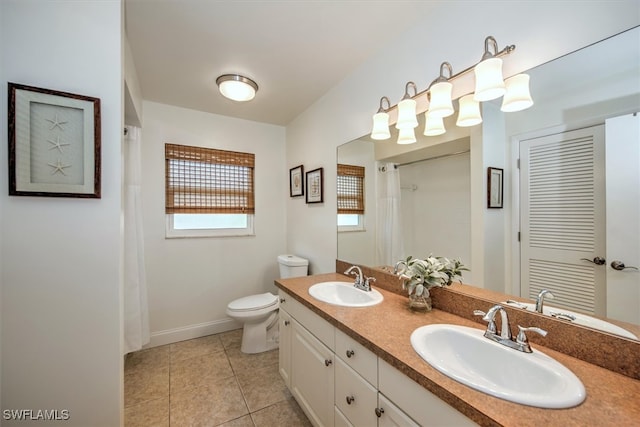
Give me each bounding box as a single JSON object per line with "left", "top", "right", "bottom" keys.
{"left": 397, "top": 149, "right": 470, "bottom": 167}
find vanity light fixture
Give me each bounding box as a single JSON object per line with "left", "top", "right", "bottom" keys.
{"left": 501, "top": 73, "right": 534, "bottom": 112}
{"left": 397, "top": 127, "right": 417, "bottom": 144}
{"left": 423, "top": 112, "right": 446, "bottom": 136}
{"left": 473, "top": 36, "right": 506, "bottom": 102}
{"left": 456, "top": 94, "right": 483, "bottom": 127}
{"left": 395, "top": 82, "right": 419, "bottom": 129}
{"left": 371, "top": 97, "right": 392, "bottom": 140}
{"left": 216, "top": 74, "right": 258, "bottom": 102}
{"left": 427, "top": 62, "right": 455, "bottom": 118}
{"left": 369, "top": 35, "right": 530, "bottom": 143}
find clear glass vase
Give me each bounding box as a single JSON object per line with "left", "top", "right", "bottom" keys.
{"left": 408, "top": 293, "right": 432, "bottom": 312}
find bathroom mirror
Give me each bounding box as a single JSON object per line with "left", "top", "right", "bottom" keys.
{"left": 337, "top": 26, "right": 640, "bottom": 340}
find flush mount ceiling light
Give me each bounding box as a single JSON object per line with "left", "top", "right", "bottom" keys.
{"left": 216, "top": 74, "right": 258, "bottom": 102}
{"left": 370, "top": 35, "right": 531, "bottom": 144}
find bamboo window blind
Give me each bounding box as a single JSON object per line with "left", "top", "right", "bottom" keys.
{"left": 337, "top": 164, "right": 365, "bottom": 214}
{"left": 165, "top": 143, "right": 255, "bottom": 214}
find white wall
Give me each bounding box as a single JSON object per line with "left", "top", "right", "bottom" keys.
{"left": 400, "top": 153, "right": 473, "bottom": 284}
{"left": 0, "top": 1, "right": 123, "bottom": 426}
{"left": 140, "top": 101, "right": 287, "bottom": 347}
{"left": 286, "top": 1, "right": 640, "bottom": 278}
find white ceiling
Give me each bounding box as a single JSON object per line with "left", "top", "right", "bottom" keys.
{"left": 124, "top": 0, "right": 438, "bottom": 126}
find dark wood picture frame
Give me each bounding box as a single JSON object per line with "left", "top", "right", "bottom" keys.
{"left": 305, "top": 167, "right": 324, "bottom": 204}
{"left": 487, "top": 167, "right": 504, "bottom": 208}
{"left": 289, "top": 164, "right": 304, "bottom": 197}
{"left": 8, "top": 82, "right": 101, "bottom": 198}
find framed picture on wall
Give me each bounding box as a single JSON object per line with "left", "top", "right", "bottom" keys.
{"left": 289, "top": 164, "right": 304, "bottom": 197}
{"left": 487, "top": 167, "right": 503, "bottom": 208}
{"left": 8, "top": 82, "right": 101, "bottom": 198}
{"left": 305, "top": 167, "right": 323, "bottom": 204}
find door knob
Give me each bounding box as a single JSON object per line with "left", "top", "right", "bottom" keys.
{"left": 324, "top": 359, "right": 332, "bottom": 367}
{"left": 581, "top": 256, "right": 606, "bottom": 265}
{"left": 611, "top": 260, "right": 639, "bottom": 271}
{"left": 375, "top": 407, "right": 385, "bottom": 417}
{"left": 346, "top": 395, "right": 355, "bottom": 405}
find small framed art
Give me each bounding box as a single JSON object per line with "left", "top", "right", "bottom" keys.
{"left": 305, "top": 167, "right": 323, "bottom": 204}
{"left": 8, "top": 82, "right": 101, "bottom": 198}
{"left": 289, "top": 164, "right": 304, "bottom": 197}
{"left": 487, "top": 167, "right": 503, "bottom": 209}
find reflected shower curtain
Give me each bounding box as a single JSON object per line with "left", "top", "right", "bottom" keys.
{"left": 376, "top": 163, "right": 405, "bottom": 266}
{"left": 124, "top": 126, "right": 150, "bottom": 354}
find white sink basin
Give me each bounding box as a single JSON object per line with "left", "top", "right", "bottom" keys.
{"left": 308, "top": 281, "right": 383, "bottom": 307}
{"left": 503, "top": 301, "right": 638, "bottom": 340}
{"left": 410, "top": 324, "right": 586, "bottom": 408}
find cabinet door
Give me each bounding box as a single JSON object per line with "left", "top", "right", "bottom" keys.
{"left": 278, "top": 309, "right": 292, "bottom": 388}
{"left": 292, "top": 320, "right": 335, "bottom": 427}
{"left": 377, "top": 394, "right": 419, "bottom": 427}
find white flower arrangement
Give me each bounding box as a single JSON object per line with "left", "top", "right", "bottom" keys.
{"left": 397, "top": 256, "right": 468, "bottom": 297}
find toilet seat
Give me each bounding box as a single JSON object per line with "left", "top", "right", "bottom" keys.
{"left": 227, "top": 292, "right": 278, "bottom": 313}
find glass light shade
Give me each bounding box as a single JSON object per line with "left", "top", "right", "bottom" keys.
{"left": 395, "top": 98, "right": 418, "bottom": 129}
{"left": 501, "top": 74, "right": 534, "bottom": 112}
{"left": 397, "top": 127, "right": 416, "bottom": 145}
{"left": 371, "top": 112, "right": 391, "bottom": 140}
{"left": 218, "top": 80, "right": 257, "bottom": 101}
{"left": 428, "top": 81, "right": 454, "bottom": 118}
{"left": 473, "top": 57, "right": 506, "bottom": 102}
{"left": 423, "top": 112, "right": 446, "bottom": 136}
{"left": 456, "top": 94, "right": 482, "bottom": 127}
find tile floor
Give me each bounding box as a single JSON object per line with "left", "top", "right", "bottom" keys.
{"left": 124, "top": 329, "right": 312, "bottom": 427}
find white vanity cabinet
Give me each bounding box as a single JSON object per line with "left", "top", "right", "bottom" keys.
{"left": 279, "top": 290, "right": 335, "bottom": 427}
{"left": 278, "top": 289, "right": 477, "bottom": 427}
{"left": 278, "top": 308, "right": 292, "bottom": 388}
{"left": 378, "top": 358, "right": 477, "bottom": 426}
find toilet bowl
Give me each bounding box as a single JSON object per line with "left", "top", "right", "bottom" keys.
{"left": 226, "top": 254, "right": 309, "bottom": 354}
{"left": 226, "top": 292, "right": 280, "bottom": 354}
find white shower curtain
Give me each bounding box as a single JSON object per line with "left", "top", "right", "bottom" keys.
{"left": 376, "top": 162, "right": 405, "bottom": 266}
{"left": 123, "top": 126, "right": 150, "bottom": 354}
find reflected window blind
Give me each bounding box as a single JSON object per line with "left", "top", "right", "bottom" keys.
{"left": 337, "top": 164, "right": 365, "bottom": 214}
{"left": 165, "top": 143, "right": 255, "bottom": 214}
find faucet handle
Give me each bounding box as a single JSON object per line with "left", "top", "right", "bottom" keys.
{"left": 473, "top": 310, "right": 497, "bottom": 334}
{"left": 364, "top": 276, "right": 376, "bottom": 287}
{"left": 516, "top": 325, "right": 547, "bottom": 345}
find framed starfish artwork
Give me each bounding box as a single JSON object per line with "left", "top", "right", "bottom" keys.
{"left": 8, "top": 83, "right": 101, "bottom": 198}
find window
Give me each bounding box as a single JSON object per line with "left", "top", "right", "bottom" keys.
{"left": 165, "top": 143, "right": 255, "bottom": 237}
{"left": 337, "top": 163, "right": 365, "bottom": 232}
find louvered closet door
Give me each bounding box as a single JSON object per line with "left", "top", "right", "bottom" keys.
{"left": 520, "top": 125, "right": 605, "bottom": 316}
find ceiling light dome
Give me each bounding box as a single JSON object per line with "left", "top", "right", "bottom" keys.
{"left": 216, "top": 74, "right": 258, "bottom": 102}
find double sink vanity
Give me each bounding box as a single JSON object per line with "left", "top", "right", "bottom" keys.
{"left": 274, "top": 261, "right": 640, "bottom": 426}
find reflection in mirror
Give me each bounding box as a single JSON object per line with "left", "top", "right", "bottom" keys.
{"left": 337, "top": 26, "right": 640, "bottom": 340}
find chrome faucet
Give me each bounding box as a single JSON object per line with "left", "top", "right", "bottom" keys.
{"left": 344, "top": 265, "right": 373, "bottom": 292}
{"left": 393, "top": 260, "right": 408, "bottom": 274}
{"left": 474, "top": 304, "right": 547, "bottom": 353}
{"left": 535, "top": 289, "right": 555, "bottom": 313}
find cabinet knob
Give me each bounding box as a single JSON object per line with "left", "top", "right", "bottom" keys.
{"left": 280, "top": 298, "right": 286, "bottom": 303}
{"left": 324, "top": 359, "right": 332, "bottom": 367}
{"left": 346, "top": 395, "right": 355, "bottom": 405}
{"left": 284, "top": 320, "right": 290, "bottom": 326}
{"left": 346, "top": 349, "right": 355, "bottom": 358}
{"left": 375, "top": 407, "right": 385, "bottom": 417}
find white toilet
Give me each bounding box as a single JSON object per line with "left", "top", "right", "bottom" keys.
{"left": 226, "top": 254, "right": 308, "bottom": 354}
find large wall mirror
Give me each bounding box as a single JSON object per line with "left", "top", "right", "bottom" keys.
{"left": 337, "top": 26, "right": 640, "bottom": 341}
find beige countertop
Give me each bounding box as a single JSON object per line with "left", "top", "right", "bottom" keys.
{"left": 275, "top": 273, "right": 640, "bottom": 427}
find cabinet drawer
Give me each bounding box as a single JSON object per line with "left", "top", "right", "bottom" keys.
{"left": 279, "top": 290, "right": 335, "bottom": 350}
{"left": 334, "top": 406, "right": 353, "bottom": 427}
{"left": 335, "top": 358, "right": 378, "bottom": 427}
{"left": 335, "top": 328, "right": 377, "bottom": 386}
{"left": 378, "top": 358, "right": 477, "bottom": 426}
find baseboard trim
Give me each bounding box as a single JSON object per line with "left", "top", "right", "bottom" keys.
{"left": 145, "top": 318, "right": 241, "bottom": 349}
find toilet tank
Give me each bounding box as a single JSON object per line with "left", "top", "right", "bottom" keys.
{"left": 278, "top": 254, "right": 309, "bottom": 278}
